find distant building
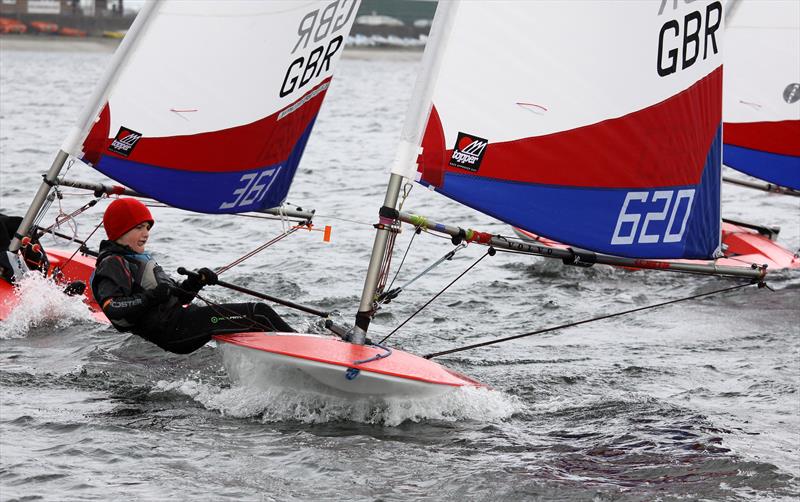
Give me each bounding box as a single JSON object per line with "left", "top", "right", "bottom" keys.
{"left": 356, "top": 13, "right": 405, "bottom": 27}
{"left": 0, "top": 0, "right": 126, "bottom": 17}
{"left": 0, "top": 0, "right": 435, "bottom": 40}
{"left": 350, "top": 0, "right": 436, "bottom": 40}
{"left": 357, "top": 0, "right": 435, "bottom": 27}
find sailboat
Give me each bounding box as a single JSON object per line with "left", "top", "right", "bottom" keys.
{"left": 3, "top": 0, "right": 765, "bottom": 399}
{"left": 722, "top": 0, "right": 800, "bottom": 193}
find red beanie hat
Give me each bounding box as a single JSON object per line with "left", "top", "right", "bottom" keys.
{"left": 103, "top": 198, "right": 154, "bottom": 241}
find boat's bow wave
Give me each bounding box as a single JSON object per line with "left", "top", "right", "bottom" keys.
{"left": 0, "top": 274, "right": 95, "bottom": 339}
{"left": 154, "top": 376, "right": 519, "bottom": 427}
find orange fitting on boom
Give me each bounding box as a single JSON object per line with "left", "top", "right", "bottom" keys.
{"left": 290, "top": 222, "right": 332, "bottom": 242}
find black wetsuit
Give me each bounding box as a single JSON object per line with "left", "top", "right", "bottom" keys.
{"left": 0, "top": 214, "right": 47, "bottom": 283}
{"left": 90, "top": 240, "right": 294, "bottom": 354}
{"left": 0, "top": 215, "right": 21, "bottom": 282}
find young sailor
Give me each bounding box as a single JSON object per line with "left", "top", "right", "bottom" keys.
{"left": 90, "top": 198, "right": 294, "bottom": 354}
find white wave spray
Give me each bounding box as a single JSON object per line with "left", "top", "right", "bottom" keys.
{"left": 0, "top": 273, "right": 94, "bottom": 338}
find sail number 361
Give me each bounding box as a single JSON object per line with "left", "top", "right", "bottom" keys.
{"left": 219, "top": 167, "right": 282, "bottom": 210}
{"left": 611, "top": 189, "right": 695, "bottom": 245}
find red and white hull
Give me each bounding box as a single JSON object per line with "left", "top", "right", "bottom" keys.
{"left": 215, "top": 332, "right": 483, "bottom": 399}
{"left": 3, "top": 251, "right": 484, "bottom": 399}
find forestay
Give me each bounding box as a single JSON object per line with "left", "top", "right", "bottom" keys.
{"left": 723, "top": 0, "right": 800, "bottom": 190}
{"left": 391, "top": 1, "right": 726, "bottom": 259}
{"left": 70, "top": 0, "right": 359, "bottom": 213}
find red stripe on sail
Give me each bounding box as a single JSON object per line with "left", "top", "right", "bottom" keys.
{"left": 723, "top": 120, "right": 800, "bottom": 156}
{"left": 419, "top": 105, "right": 446, "bottom": 187}
{"left": 83, "top": 103, "right": 110, "bottom": 166}
{"left": 82, "top": 79, "right": 332, "bottom": 173}
{"left": 419, "top": 67, "right": 722, "bottom": 189}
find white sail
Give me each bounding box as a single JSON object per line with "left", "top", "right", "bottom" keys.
{"left": 390, "top": 0, "right": 726, "bottom": 260}
{"left": 723, "top": 0, "right": 800, "bottom": 189}
{"left": 72, "top": 0, "right": 360, "bottom": 213}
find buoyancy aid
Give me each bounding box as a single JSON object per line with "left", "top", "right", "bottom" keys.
{"left": 91, "top": 240, "right": 181, "bottom": 332}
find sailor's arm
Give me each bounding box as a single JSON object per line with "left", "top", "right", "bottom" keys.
{"left": 100, "top": 291, "right": 158, "bottom": 321}
{"left": 172, "top": 267, "right": 217, "bottom": 304}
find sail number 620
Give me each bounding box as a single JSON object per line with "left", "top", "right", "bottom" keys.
{"left": 610, "top": 189, "right": 695, "bottom": 245}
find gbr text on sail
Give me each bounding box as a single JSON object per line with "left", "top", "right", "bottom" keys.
{"left": 656, "top": 0, "right": 721, "bottom": 77}
{"left": 280, "top": 0, "right": 357, "bottom": 98}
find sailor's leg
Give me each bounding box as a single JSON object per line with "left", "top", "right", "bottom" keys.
{"left": 157, "top": 302, "right": 295, "bottom": 354}
{"left": 249, "top": 303, "right": 296, "bottom": 333}
{"left": 184, "top": 302, "right": 294, "bottom": 333}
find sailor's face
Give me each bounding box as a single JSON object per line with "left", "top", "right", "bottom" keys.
{"left": 117, "top": 222, "right": 150, "bottom": 253}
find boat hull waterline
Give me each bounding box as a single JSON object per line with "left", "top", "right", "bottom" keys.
{"left": 215, "top": 332, "right": 484, "bottom": 398}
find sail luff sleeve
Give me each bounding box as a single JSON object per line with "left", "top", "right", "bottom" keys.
{"left": 59, "top": 0, "right": 161, "bottom": 157}
{"left": 389, "top": 0, "right": 460, "bottom": 180}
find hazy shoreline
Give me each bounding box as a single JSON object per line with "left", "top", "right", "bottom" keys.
{"left": 0, "top": 34, "right": 121, "bottom": 53}
{"left": 0, "top": 34, "right": 424, "bottom": 59}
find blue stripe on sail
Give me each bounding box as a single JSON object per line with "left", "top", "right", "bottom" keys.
{"left": 723, "top": 144, "right": 800, "bottom": 190}
{"left": 93, "top": 117, "right": 317, "bottom": 214}
{"left": 427, "top": 127, "right": 722, "bottom": 259}
{"left": 685, "top": 126, "right": 722, "bottom": 257}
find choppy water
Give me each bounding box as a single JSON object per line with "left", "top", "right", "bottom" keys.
{"left": 1, "top": 41, "right": 799, "bottom": 501}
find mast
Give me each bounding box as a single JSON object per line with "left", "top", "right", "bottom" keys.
{"left": 725, "top": 0, "right": 743, "bottom": 24}
{"left": 8, "top": 0, "right": 159, "bottom": 253}
{"left": 353, "top": 1, "right": 460, "bottom": 341}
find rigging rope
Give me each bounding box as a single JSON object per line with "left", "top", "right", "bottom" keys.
{"left": 52, "top": 218, "right": 105, "bottom": 280}
{"left": 383, "top": 225, "right": 421, "bottom": 296}
{"left": 373, "top": 217, "right": 401, "bottom": 302}
{"left": 379, "top": 248, "right": 494, "bottom": 345}
{"left": 378, "top": 242, "right": 467, "bottom": 304}
{"left": 397, "top": 182, "right": 413, "bottom": 212}
{"left": 310, "top": 213, "right": 373, "bottom": 227}
{"left": 216, "top": 225, "right": 304, "bottom": 275}
{"left": 42, "top": 158, "right": 79, "bottom": 237}
{"left": 423, "top": 280, "right": 763, "bottom": 359}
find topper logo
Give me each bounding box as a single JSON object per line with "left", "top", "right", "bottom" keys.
{"left": 108, "top": 127, "right": 142, "bottom": 157}
{"left": 449, "top": 132, "right": 488, "bottom": 172}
